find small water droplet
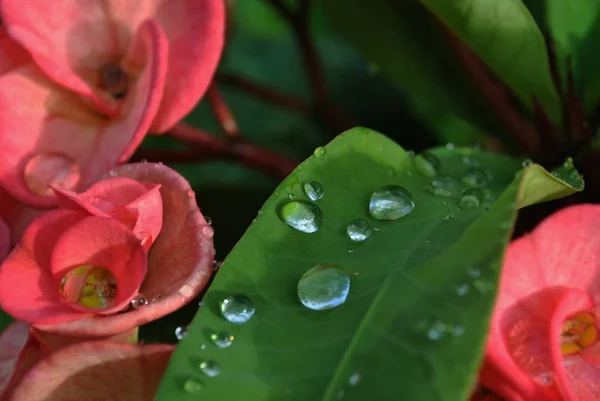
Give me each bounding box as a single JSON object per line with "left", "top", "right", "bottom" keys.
{"left": 522, "top": 159, "right": 533, "bottom": 168}
{"left": 450, "top": 325, "right": 465, "bottom": 336}
{"left": 175, "top": 326, "right": 188, "bottom": 340}
{"left": 210, "top": 331, "right": 235, "bottom": 348}
{"left": 130, "top": 293, "right": 148, "bottom": 309}
{"left": 459, "top": 188, "right": 484, "bottom": 210}
{"left": 24, "top": 153, "right": 81, "bottom": 197}
{"left": 202, "top": 225, "right": 214, "bottom": 239}
{"left": 445, "top": 143, "right": 455, "bottom": 150}
{"left": 468, "top": 268, "right": 481, "bottom": 278}
{"left": 297, "top": 264, "right": 350, "bottom": 311}
{"left": 427, "top": 321, "right": 448, "bottom": 340}
{"left": 278, "top": 200, "right": 323, "bottom": 233}
{"left": 199, "top": 360, "right": 221, "bottom": 377}
{"left": 534, "top": 372, "right": 554, "bottom": 386}
{"left": 369, "top": 185, "right": 415, "bottom": 220}
{"left": 429, "top": 176, "right": 459, "bottom": 197}
{"left": 303, "top": 181, "right": 324, "bottom": 201}
{"left": 200, "top": 344, "right": 207, "bottom": 350}
{"left": 413, "top": 153, "right": 440, "bottom": 178}
{"left": 461, "top": 168, "right": 487, "bottom": 188}
{"left": 348, "top": 249, "right": 354, "bottom": 253}
{"left": 348, "top": 372, "right": 361, "bottom": 386}
{"left": 205, "top": 216, "right": 213, "bottom": 226}
{"left": 346, "top": 219, "right": 373, "bottom": 242}
{"left": 58, "top": 265, "right": 117, "bottom": 309}
{"left": 187, "top": 189, "right": 196, "bottom": 198}
{"left": 183, "top": 378, "right": 203, "bottom": 393}
{"left": 288, "top": 193, "right": 296, "bottom": 200}
{"left": 220, "top": 294, "right": 256, "bottom": 324}
{"left": 462, "top": 155, "right": 479, "bottom": 167}
{"left": 212, "top": 260, "right": 223, "bottom": 272}
{"left": 456, "top": 284, "right": 469, "bottom": 296}
{"left": 313, "top": 147, "right": 325, "bottom": 157}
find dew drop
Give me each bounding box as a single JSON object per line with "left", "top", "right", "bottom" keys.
{"left": 183, "top": 378, "right": 203, "bottom": 393}
{"left": 220, "top": 294, "right": 256, "bottom": 324}
{"left": 368, "top": 185, "right": 415, "bottom": 220}
{"left": 413, "top": 153, "right": 440, "bottom": 178}
{"left": 522, "top": 159, "right": 533, "bottom": 168}
{"left": 58, "top": 265, "right": 117, "bottom": 309}
{"left": 456, "top": 284, "right": 469, "bottom": 296}
{"left": 346, "top": 219, "right": 373, "bottom": 242}
{"left": 303, "top": 181, "right": 324, "bottom": 201}
{"left": 24, "top": 153, "right": 81, "bottom": 197}
{"left": 313, "top": 147, "right": 325, "bottom": 157}
{"left": 212, "top": 260, "right": 223, "bottom": 272}
{"left": 187, "top": 189, "right": 196, "bottom": 198}
{"left": 462, "top": 155, "right": 479, "bottom": 167}
{"left": 445, "top": 143, "right": 455, "bottom": 150}
{"left": 205, "top": 216, "right": 213, "bottom": 226}
{"left": 461, "top": 168, "right": 488, "bottom": 188}
{"left": 175, "top": 326, "right": 189, "bottom": 340}
{"left": 450, "top": 325, "right": 465, "bottom": 337}
{"left": 468, "top": 268, "right": 481, "bottom": 278}
{"left": 210, "top": 331, "right": 235, "bottom": 348}
{"left": 534, "top": 372, "right": 554, "bottom": 386}
{"left": 278, "top": 200, "right": 323, "bottom": 233}
{"left": 199, "top": 360, "right": 221, "bottom": 377}
{"left": 427, "top": 321, "right": 448, "bottom": 340}
{"left": 297, "top": 264, "right": 350, "bottom": 311}
{"left": 459, "top": 188, "right": 484, "bottom": 210}
{"left": 202, "top": 225, "right": 214, "bottom": 239}
{"left": 348, "top": 372, "right": 361, "bottom": 386}
{"left": 288, "top": 193, "right": 296, "bottom": 200}
{"left": 130, "top": 293, "right": 148, "bottom": 309}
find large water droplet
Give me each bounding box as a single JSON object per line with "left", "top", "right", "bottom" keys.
{"left": 313, "top": 147, "right": 325, "bottom": 157}
{"left": 175, "top": 325, "right": 188, "bottom": 340}
{"left": 413, "top": 153, "right": 440, "bottom": 178}
{"left": 346, "top": 219, "right": 373, "bottom": 242}
{"left": 303, "top": 181, "right": 324, "bottom": 201}
{"left": 461, "top": 168, "right": 488, "bottom": 188}
{"left": 210, "top": 331, "right": 234, "bottom": 348}
{"left": 459, "top": 188, "right": 484, "bottom": 210}
{"left": 297, "top": 264, "right": 350, "bottom": 311}
{"left": 58, "top": 265, "right": 116, "bottom": 309}
{"left": 368, "top": 185, "right": 415, "bottom": 220}
{"left": 24, "top": 153, "right": 81, "bottom": 197}
{"left": 130, "top": 293, "right": 148, "bottom": 309}
{"left": 278, "top": 200, "right": 323, "bottom": 233}
{"left": 183, "top": 378, "right": 203, "bottom": 393}
{"left": 199, "top": 360, "right": 221, "bottom": 377}
{"left": 220, "top": 294, "right": 256, "bottom": 324}
{"left": 429, "top": 176, "right": 459, "bottom": 197}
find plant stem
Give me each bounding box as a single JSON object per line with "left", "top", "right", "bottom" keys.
{"left": 207, "top": 84, "right": 241, "bottom": 139}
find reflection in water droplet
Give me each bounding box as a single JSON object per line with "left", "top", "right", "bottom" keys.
{"left": 314, "top": 147, "right": 325, "bottom": 157}
{"left": 199, "top": 360, "right": 221, "bottom": 377}
{"left": 303, "top": 181, "right": 324, "bottom": 201}
{"left": 348, "top": 372, "right": 361, "bottom": 386}
{"left": 346, "top": 219, "right": 373, "bottom": 242}
{"left": 413, "top": 153, "right": 440, "bottom": 178}
{"left": 24, "top": 153, "right": 81, "bottom": 197}
{"left": 183, "top": 378, "right": 203, "bottom": 393}
{"left": 456, "top": 284, "right": 469, "bottom": 296}
{"left": 220, "top": 294, "right": 256, "bottom": 324}
{"left": 427, "top": 321, "right": 447, "bottom": 340}
{"left": 210, "top": 331, "right": 235, "bottom": 348}
{"left": 461, "top": 168, "right": 488, "bottom": 188}
{"left": 130, "top": 293, "right": 148, "bottom": 309}
{"left": 175, "top": 326, "right": 188, "bottom": 340}
{"left": 59, "top": 265, "right": 117, "bottom": 309}
{"left": 278, "top": 200, "right": 323, "bottom": 233}
{"left": 429, "top": 176, "right": 459, "bottom": 197}
{"left": 369, "top": 185, "right": 415, "bottom": 220}
{"left": 459, "top": 188, "right": 484, "bottom": 210}
{"left": 297, "top": 264, "right": 350, "bottom": 311}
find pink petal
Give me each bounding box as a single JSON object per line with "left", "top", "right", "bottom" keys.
{"left": 50, "top": 216, "right": 148, "bottom": 314}
{"left": 0, "top": 322, "right": 29, "bottom": 394}
{"left": 0, "top": 21, "right": 167, "bottom": 208}
{"left": 37, "top": 163, "right": 214, "bottom": 336}
{"left": 0, "top": 210, "right": 92, "bottom": 324}
{"left": 0, "top": 29, "right": 30, "bottom": 74}
{"left": 9, "top": 341, "right": 173, "bottom": 401}
{"left": 0, "top": 187, "right": 45, "bottom": 247}
{"left": 0, "top": 217, "right": 9, "bottom": 261}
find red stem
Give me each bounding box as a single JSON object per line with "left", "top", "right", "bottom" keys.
{"left": 207, "top": 84, "right": 241, "bottom": 139}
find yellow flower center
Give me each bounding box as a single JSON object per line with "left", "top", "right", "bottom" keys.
{"left": 561, "top": 312, "right": 598, "bottom": 355}
{"left": 58, "top": 265, "right": 117, "bottom": 309}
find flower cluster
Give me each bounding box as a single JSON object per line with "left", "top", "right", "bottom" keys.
{"left": 0, "top": 0, "right": 224, "bottom": 400}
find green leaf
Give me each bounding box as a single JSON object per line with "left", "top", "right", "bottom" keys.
{"left": 155, "top": 128, "right": 581, "bottom": 401}
{"left": 0, "top": 309, "right": 13, "bottom": 333}
{"left": 420, "top": 0, "right": 562, "bottom": 124}
{"left": 322, "top": 0, "right": 497, "bottom": 139}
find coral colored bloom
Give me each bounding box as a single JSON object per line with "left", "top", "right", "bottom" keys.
{"left": 8, "top": 341, "right": 173, "bottom": 401}
{"left": 0, "top": 163, "right": 214, "bottom": 337}
{"left": 0, "top": 0, "right": 224, "bottom": 207}
{"left": 481, "top": 205, "right": 600, "bottom": 401}
{"left": 0, "top": 187, "right": 45, "bottom": 257}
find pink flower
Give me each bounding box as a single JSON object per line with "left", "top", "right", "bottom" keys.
{"left": 0, "top": 163, "right": 214, "bottom": 337}
{"left": 0, "top": 0, "right": 225, "bottom": 207}
{"left": 481, "top": 205, "right": 600, "bottom": 401}
{"left": 7, "top": 340, "right": 173, "bottom": 401}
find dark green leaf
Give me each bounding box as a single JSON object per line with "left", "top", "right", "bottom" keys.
{"left": 420, "top": 0, "right": 562, "bottom": 124}
{"left": 155, "top": 128, "right": 581, "bottom": 401}
{"left": 0, "top": 309, "right": 13, "bottom": 333}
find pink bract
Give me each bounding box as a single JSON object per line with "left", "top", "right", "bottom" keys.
{"left": 0, "top": 163, "right": 214, "bottom": 337}
{"left": 482, "top": 204, "right": 600, "bottom": 401}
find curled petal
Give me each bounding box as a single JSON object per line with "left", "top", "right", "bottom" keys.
{"left": 9, "top": 341, "right": 173, "bottom": 401}
{"left": 37, "top": 163, "right": 214, "bottom": 336}
{"left": 0, "top": 322, "right": 42, "bottom": 400}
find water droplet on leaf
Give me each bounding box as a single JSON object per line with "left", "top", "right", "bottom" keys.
{"left": 59, "top": 265, "right": 117, "bottom": 309}
{"left": 199, "top": 360, "right": 221, "bottom": 377}
{"left": 459, "top": 188, "right": 484, "bottom": 210}
{"left": 522, "top": 159, "right": 533, "bottom": 168}
{"left": 413, "top": 153, "right": 440, "bottom": 178}
{"left": 278, "top": 200, "right": 323, "bottom": 233}
{"left": 210, "top": 331, "right": 234, "bottom": 348}
{"left": 348, "top": 372, "right": 361, "bottom": 386}
{"left": 346, "top": 219, "right": 373, "bottom": 242}
{"left": 427, "top": 321, "right": 447, "bottom": 340}
{"left": 313, "top": 147, "right": 325, "bottom": 157}
{"left": 297, "top": 264, "right": 350, "bottom": 311}
{"left": 461, "top": 168, "right": 487, "bottom": 188}
{"left": 456, "top": 284, "right": 469, "bottom": 296}
{"left": 175, "top": 326, "right": 188, "bottom": 340}
{"left": 220, "top": 294, "right": 256, "bottom": 324}
{"left": 369, "top": 185, "right": 415, "bottom": 220}
{"left": 303, "top": 181, "right": 324, "bottom": 201}
{"left": 183, "top": 378, "right": 203, "bottom": 393}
